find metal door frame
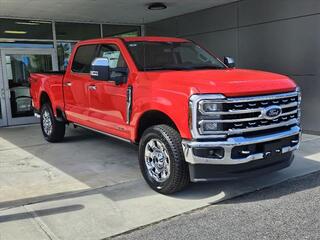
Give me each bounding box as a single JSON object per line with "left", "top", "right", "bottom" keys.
{"left": 0, "top": 48, "right": 57, "bottom": 126}
{"left": 0, "top": 53, "right": 7, "bottom": 127}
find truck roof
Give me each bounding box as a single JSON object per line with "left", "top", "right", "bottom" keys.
{"left": 78, "top": 36, "right": 189, "bottom": 45}
{"left": 122, "top": 36, "right": 189, "bottom": 42}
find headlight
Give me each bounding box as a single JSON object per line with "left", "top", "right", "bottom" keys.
{"left": 296, "top": 87, "right": 302, "bottom": 105}
{"left": 199, "top": 101, "right": 222, "bottom": 114}
{"left": 199, "top": 121, "right": 222, "bottom": 132}
{"left": 189, "top": 94, "right": 226, "bottom": 137}
{"left": 296, "top": 87, "right": 302, "bottom": 124}
{"left": 198, "top": 98, "right": 224, "bottom": 134}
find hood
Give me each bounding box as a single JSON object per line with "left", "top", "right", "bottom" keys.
{"left": 143, "top": 69, "right": 297, "bottom": 97}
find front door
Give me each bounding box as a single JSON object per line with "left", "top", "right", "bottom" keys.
{"left": 0, "top": 48, "right": 56, "bottom": 126}
{"left": 88, "top": 44, "right": 130, "bottom": 139}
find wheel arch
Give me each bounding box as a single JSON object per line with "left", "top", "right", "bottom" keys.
{"left": 135, "top": 110, "right": 180, "bottom": 143}
{"left": 40, "top": 91, "right": 51, "bottom": 108}
{"left": 39, "top": 91, "right": 64, "bottom": 121}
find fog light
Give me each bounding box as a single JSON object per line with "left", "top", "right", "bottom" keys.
{"left": 193, "top": 147, "right": 224, "bottom": 159}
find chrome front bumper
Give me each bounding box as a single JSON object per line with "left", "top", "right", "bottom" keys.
{"left": 182, "top": 126, "right": 301, "bottom": 165}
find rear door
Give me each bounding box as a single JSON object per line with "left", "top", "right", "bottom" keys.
{"left": 63, "top": 44, "right": 98, "bottom": 125}
{"left": 87, "top": 43, "right": 131, "bottom": 139}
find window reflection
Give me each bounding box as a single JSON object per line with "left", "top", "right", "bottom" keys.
{"left": 56, "top": 22, "right": 100, "bottom": 40}
{"left": 57, "top": 42, "right": 76, "bottom": 71}
{"left": 102, "top": 25, "right": 141, "bottom": 37}
{"left": 6, "top": 54, "right": 52, "bottom": 118}
{"left": 0, "top": 41, "right": 54, "bottom": 48}
{"left": 0, "top": 19, "right": 53, "bottom": 39}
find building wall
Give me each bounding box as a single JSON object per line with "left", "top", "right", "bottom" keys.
{"left": 146, "top": 0, "right": 320, "bottom": 133}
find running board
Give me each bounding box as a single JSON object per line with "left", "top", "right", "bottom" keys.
{"left": 73, "top": 123, "right": 132, "bottom": 143}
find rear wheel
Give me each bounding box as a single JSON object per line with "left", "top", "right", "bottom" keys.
{"left": 40, "top": 103, "right": 65, "bottom": 142}
{"left": 139, "top": 125, "right": 190, "bottom": 194}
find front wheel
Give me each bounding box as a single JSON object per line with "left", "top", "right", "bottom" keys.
{"left": 139, "top": 125, "right": 190, "bottom": 194}
{"left": 40, "top": 103, "right": 65, "bottom": 142}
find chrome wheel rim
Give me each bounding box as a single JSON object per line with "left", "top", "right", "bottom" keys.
{"left": 144, "top": 139, "right": 171, "bottom": 183}
{"left": 42, "top": 110, "right": 53, "bottom": 136}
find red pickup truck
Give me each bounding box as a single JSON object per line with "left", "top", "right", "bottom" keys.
{"left": 30, "top": 37, "right": 301, "bottom": 194}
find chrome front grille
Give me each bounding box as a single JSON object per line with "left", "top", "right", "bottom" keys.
{"left": 191, "top": 91, "right": 301, "bottom": 139}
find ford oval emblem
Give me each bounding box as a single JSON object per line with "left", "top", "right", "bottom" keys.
{"left": 262, "top": 105, "right": 282, "bottom": 120}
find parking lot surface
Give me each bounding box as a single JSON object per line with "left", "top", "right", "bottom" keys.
{"left": 113, "top": 172, "right": 320, "bottom": 240}
{"left": 0, "top": 125, "right": 320, "bottom": 239}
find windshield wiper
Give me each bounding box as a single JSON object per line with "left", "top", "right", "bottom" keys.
{"left": 143, "top": 66, "right": 193, "bottom": 71}
{"left": 190, "top": 65, "right": 225, "bottom": 70}
{"left": 143, "top": 65, "right": 225, "bottom": 71}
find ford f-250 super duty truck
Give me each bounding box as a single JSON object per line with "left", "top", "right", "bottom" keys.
{"left": 30, "top": 37, "right": 301, "bottom": 194}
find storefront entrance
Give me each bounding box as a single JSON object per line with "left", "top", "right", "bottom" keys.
{"left": 0, "top": 48, "right": 57, "bottom": 127}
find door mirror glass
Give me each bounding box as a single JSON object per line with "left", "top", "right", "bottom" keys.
{"left": 224, "top": 56, "right": 235, "bottom": 68}
{"left": 90, "top": 58, "right": 110, "bottom": 81}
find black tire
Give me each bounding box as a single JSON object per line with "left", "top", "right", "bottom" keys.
{"left": 40, "top": 103, "right": 65, "bottom": 142}
{"left": 139, "top": 124, "right": 190, "bottom": 194}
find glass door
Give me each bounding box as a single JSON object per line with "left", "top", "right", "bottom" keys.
{"left": 0, "top": 48, "right": 57, "bottom": 126}
{"left": 0, "top": 65, "right": 7, "bottom": 126}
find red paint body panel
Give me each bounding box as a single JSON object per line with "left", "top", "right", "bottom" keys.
{"left": 30, "top": 37, "right": 297, "bottom": 143}
{"left": 142, "top": 69, "right": 296, "bottom": 97}
{"left": 29, "top": 73, "right": 64, "bottom": 115}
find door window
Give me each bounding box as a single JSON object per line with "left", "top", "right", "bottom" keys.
{"left": 97, "top": 45, "right": 127, "bottom": 69}
{"left": 71, "top": 44, "right": 97, "bottom": 73}
{"left": 97, "top": 44, "right": 128, "bottom": 81}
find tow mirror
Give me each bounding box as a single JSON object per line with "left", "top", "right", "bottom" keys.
{"left": 90, "top": 58, "right": 110, "bottom": 81}
{"left": 111, "top": 67, "right": 129, "bottom": 85}
{"left": 224, "top": 57, "right": 235, "bottom": 68}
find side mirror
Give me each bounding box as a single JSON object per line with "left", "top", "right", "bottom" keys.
{"left": 224, "top": 57, "right": 235, "bottom": 68}
{"left": 90, "top": 58, "right": 110, "bottom": 81}
{"left": 111, "top": 67, "right": 129, "bottom": 85}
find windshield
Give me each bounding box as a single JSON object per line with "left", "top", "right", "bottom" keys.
{"left": 126, "top": 41, "right": 226, "bottom": 71}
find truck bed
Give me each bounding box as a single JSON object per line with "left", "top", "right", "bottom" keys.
{"left": 29, "top": 72, "right": 65, "bottom": 114}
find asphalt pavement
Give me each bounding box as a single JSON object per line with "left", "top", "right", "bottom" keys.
{"left": 111, "top": 171, "right": 320, "bottom": 240}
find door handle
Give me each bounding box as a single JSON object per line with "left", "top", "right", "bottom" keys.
{"left": 64, "top": 82, "right": 72, "bottom": 87}
{"left": 88, "top": 85, "right": 97, "bottom": 91}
